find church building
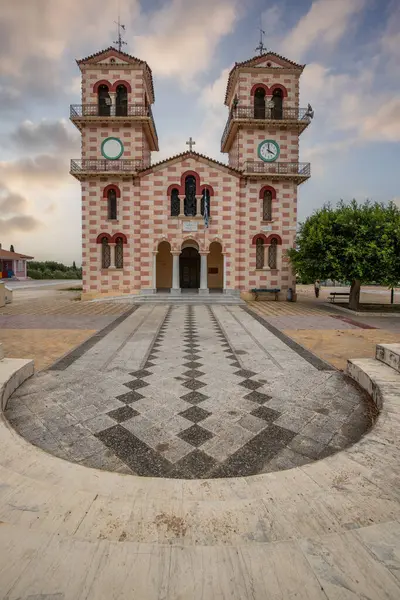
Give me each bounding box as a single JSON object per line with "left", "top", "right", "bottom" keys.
{"left": 70, "top": 46, "right": 312, "bottom": 300}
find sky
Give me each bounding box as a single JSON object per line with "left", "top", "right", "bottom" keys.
{"left": 0, "top": 0, "right": 399, "bottom": 264}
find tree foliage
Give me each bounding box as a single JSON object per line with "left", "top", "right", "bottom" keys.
{"left": 287, "top": 200, "right": 400, "bottom": 309}
{"left": 10, "top": 245, "right": 14, "bottom": 252}
{"left": 27, "top": 261, "right": 82, "bottom": 280}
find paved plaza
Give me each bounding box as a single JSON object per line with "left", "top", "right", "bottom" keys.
{"left": 6, "top": 304, "right": 372, "bottom": 478}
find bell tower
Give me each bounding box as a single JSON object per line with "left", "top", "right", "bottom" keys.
{"left": 221, "top": 51, "right": 312, "bottom": 176}
{"left": 221, "top": 51, "right": 312, "bottom": 300}
{"left": 70, "top": 46, "right": 158, "bottom": 299}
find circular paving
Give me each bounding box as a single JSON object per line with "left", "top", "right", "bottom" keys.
{"left": 6, "top": 304, "right": 373, "bottom": 478}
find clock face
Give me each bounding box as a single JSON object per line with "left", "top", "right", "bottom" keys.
{"left": 101, "top": 137, "right": 124, "bottom": 160}
{"left": 258, "top": 140, "right": 280, "bottom": 162}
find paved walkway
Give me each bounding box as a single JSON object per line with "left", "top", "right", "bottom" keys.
{"left": 0, "top": 286, "right": 132, "bottom": 370}
{"left": 248, "top": 291, "right": 400, "bottom": 370}
{"left": 0, "top": 339, "right": 400, "bottom": 598}
{"left": 6, "top": 304, "right": 373, "bottom": 478}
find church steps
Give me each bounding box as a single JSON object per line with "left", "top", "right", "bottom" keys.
{"left": 90, "top": 294, "right": 245, "bottom": 305}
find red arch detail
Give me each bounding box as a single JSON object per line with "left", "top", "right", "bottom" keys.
{"left": 103, "top": 184, "right": 121, "bottom": 198}
{"left": 96, "top": 233, "right": 112, "bottom": 243}
{"left": 180, "top": 171, "right": 201, "bottom": 194}
{"left": 269, "top": 84, "right": 288, "bottom": 98}
{"left": 266, "top": 234, "right": 282, "bottom": 245}
{"left": 252, "top": 233, "right": 268, "bottom": 245}
{"left": 93, "top": 80, "right": 112, "bottom": 93}
{"left": 111, "top": 233, "right": 127, "bottom": 244}
{"left": 167, "top": 184, "right": 181, "bottom": 196}
{"left": 112, "top": 80, "right": 132, "bottom": 93}
{"left": 250, "top": 83, "right": 269, "bottom": 97}
{"left": 259, "top": 185, "right": 277, "bottom": 199}
{"left": 201, "top": 184, "right": 215, "bottom": 196}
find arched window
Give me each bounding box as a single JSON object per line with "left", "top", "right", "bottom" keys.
{"left": 184, "top": 175, "right": 196, "bottom": 216}
{"left": 268, "top": 238, "right": 278, "bottom": 269}
{"left": 98, "top": 84, "right": 111, "bottom": 116}
{"left": 272, "top": 88, "right": 283, "bottom": 120}
{"left": 171, "top": 188, "right": 180, "bottom": 216}
{"left": 116, "top": 84, "right": 128, "bottom": 116}
{"left": 108, "top": 189, "right": 117, "bottom": 220}
{"left": 201, "top": 189, "right": 211, "bottom": 217}
{"left": 263, "top": 190, "right": 272, "bottom": 221}
{"left": 115, "top": 237, "right": 124, "bottom": 268}
{"left": 254, "top": 87, "right": 266, "bottom": 119}
{"left": 101, "top": 237, "right": 111, "bottom": 268}
{"left": 256, "top": 238, "right": 264, "bottom": 269}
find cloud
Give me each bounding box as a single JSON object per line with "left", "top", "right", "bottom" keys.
{"left": 0, "top": 184, "right": 41, "bottom": 234}
{"left": 281, "top": 0, "right": 366, "bottom": 61}
{"left": 360, "top": 97, "right": 400, "bottom": 142}
{"left": 0, "top": 155, "right": 70, "bottom": 185}
{"left": 134, "top": 0, "right": 240, "bottom": 85}
{"left": 0, "top": 190, "right": 27, "bottom": 215}
{"left": 0, "top": 215, "right": 41, "bottom": 235}
{"left": 11, "top": 119, "right": 80, "bottom": 153}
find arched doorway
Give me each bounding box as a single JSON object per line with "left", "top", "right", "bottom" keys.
{"left": 207, "top": 242, "right": 223, "bottom": 291}
{"left": 180, "top": 241, "right": 200, "bottom": 289}
{"left": 156, "top": 241, "right": 172, "bottom": 290}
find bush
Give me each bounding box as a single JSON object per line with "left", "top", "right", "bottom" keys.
{"left": 27, "top": 269, "right": 43, "bottom": 280}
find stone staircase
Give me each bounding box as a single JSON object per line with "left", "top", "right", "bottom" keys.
{"left": 91, "top": 292, "right": 245, "bottom": 305}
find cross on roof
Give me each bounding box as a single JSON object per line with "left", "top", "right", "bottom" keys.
{"left": 186, "top": 137, "right": 196, "bottom": 152}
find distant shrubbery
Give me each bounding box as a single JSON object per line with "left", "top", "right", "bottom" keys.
{"left": 27, "top": 261, "right": 82, "bottom": 280}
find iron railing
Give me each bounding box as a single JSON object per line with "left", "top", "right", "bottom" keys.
{"left": 70, "top": 159, "right": 145, "bottom": 173}
{"left": 221, "top": 106, "right": 310, "bottom": 148}
{"left": 244, "top": 161, "right": 311, "bottom": 177}
{"left": 70, "top": 104, "right": 158, "bottom": 140}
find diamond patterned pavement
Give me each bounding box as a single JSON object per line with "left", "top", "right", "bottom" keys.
{"left": 6, "top": 304, "right": 374, "bottom": 478}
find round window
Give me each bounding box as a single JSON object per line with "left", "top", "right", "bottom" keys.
{"left": 101, "top": 137, "right": 124, "bottom": 160}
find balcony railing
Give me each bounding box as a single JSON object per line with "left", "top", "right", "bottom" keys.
{"left": 221, "top": 106, "right": 311, "bottom": 149}
{"left": 70, "top": 159, "right": 144, "bottom": 175}
{"left": 244, "top": 161, "right": 311, "bottom": 178}
{"left": 70, "top": 104, "right": 158, "bottom": 140}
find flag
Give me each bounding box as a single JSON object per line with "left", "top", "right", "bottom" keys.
{"left": 203, "top": 191, "right": 209, "bottom": 228}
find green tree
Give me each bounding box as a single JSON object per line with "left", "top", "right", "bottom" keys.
{"left": 10, "top": 245, "right": 14, "bottom": 252}
{"left": 287, "top": 200, "right": 400, "bottom": 310}
{"left": 72, "top": 261, "right": 77, "bottom": 270}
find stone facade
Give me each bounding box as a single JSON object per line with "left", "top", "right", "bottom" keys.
{"left": 71, "top": 48, "right": 311, "bottom": 300}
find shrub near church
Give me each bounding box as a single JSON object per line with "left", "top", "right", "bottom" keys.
{"left": 27, "top": 261, "right": 82, "bottom": 280}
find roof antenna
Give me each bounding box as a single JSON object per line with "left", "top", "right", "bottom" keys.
{"left": 255, "top": 16, "right": 267, "bottom": 56}
{"left": 113, "top": 13, "right": 127, "bottom": 53}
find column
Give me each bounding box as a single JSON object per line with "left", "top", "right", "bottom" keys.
{"left": 109, "top": 92, "right": 116, "bottom": 116}
{"left": 179, "top": 196, "right": 184, "bottom": 216}
{"left": 109, "top": 243, "right": 116, "bottom": 269}
{"left": 196, "top": 195, "right": 202, "bottom": 217}
{"left": 199, "top": 253, "right": 209, "bottom": 295}
{"left": 152, "top": 252, "right": 157, "bottom": 291}
{"left": 171, "top": 252, "right": 181, "bottom": 294}
{"left": 223, "top": 254, "right": 227, "bottom": 291}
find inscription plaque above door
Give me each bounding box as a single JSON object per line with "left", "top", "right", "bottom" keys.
{"left": 183, "top": 221, "right": 198, "bottom": 232}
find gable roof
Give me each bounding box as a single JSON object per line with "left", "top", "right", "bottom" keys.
{"left": 225, "top": 52, "right": 305, "bottom": 104}
{"left": 0, "top": 249, "right": 33, "bottom": 260}
{"left": 139, "top": 151, "right": 242, "bottom": 177}
{"left": 77, "top": 47, "right": 155, "bottom": 102}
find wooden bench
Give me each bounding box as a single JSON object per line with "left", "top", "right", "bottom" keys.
{"left": 251, "top": 288, "right": 280, "bottom": 301}
{"left": 328, "top": 291, "right": 350, "bottom": 303}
